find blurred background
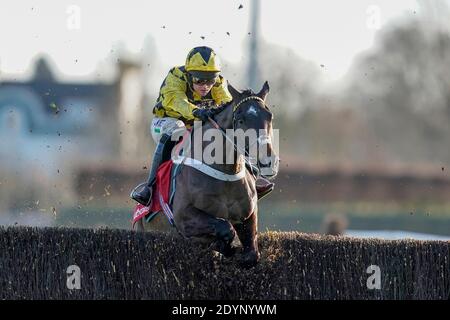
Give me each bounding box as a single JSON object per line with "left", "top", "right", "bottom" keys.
{"left": 1, "top": 0, "right": 449, "bottom": 240}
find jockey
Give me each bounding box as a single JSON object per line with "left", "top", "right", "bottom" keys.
{"left": 131, "top": 46, "right": 274, "bottom": 206}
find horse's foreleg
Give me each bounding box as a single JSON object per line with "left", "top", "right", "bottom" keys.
{"left": 133, "top": 213, "right": 174, "bottom": 233}
{"left": 233, "top": 211, "right": 260, "bottom": 268}
{"left": 177, "top": 207, "right": 237, "bottom": 257}
{"left": 135, "top": 219, "right": 145, "bottom": 232}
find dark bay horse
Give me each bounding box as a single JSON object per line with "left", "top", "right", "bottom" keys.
{"left": 136, "top": 81, "right": 279, "bottom": 268}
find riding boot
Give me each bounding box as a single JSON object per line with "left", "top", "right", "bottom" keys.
{"left": 130, "top": 133, "right": 171, "bottom": 206}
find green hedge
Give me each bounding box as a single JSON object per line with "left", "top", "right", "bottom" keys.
{"left": 0, "top": 227, "right": 448, "bottom": 299}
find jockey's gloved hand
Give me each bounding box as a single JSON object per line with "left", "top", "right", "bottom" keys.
{"left": 193, "top": 108, "right": 214, "bottom": 122}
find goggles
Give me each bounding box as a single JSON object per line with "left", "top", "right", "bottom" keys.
{"left": 192, "top": 76, "right": 217, "bottom": 86}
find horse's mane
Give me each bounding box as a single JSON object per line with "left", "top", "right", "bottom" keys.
{"left": 213, "top": 101, "right": 232, "bottom": 115}
{"left": 214, "top": 88, "right": 256, "bottom": 116}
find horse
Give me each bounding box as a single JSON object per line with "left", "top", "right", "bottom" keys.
{"left": 135, "top": 81, "right": 279, "bottom": 268}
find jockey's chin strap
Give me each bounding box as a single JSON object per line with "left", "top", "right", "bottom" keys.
{"left": 208, "top": 95, "right": 267, "bottom": 179}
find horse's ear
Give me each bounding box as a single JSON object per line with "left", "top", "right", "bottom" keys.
{"left": 227, "top": 82, "right": 241, "bottom": 100}
{"left": 257, "top": 81, "right": 270, "bottom": 101}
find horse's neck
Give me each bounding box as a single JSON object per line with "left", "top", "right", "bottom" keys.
{"left": 212, "top": 103, "right": 233, "bottom": 129}
{"left": 191, "top": 104, "right": 243, "bottom": 175}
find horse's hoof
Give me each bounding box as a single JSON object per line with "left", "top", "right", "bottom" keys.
{"left": 214, "top": 241, "right": 237, "bottom": 258}
{"left": 239, "top": 250, "right": 260, "bottom": 269}
{"left": 222, "top": 245, "right": 237, "bottom": 258}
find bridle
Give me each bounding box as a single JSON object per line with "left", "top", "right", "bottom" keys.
{"left": 232, "top": 95, "right": 267, "bottom": 128}
{"left": 208, "top": 95, "right": 272, "bottom": 178}
{"left": 232, "top": 95, "right": 266, "bottom": 111}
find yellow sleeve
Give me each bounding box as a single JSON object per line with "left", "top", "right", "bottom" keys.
{"left": 211, "top": 76, "right": 233, "bottom": 105}
{"left": 159, "top": 68, "right": 198, "bottom": 120}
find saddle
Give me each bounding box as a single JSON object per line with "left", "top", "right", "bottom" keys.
{"left": 131, "top": 131, "right": 189, "bottom": 228}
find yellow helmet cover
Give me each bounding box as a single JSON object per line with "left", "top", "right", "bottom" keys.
{"left": 185, "top": 46, "right": 221, "bottom": 73}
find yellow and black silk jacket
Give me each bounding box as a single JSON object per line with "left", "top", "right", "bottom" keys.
{"left": 152, "top": 66, "right": 233, "bottom": 124}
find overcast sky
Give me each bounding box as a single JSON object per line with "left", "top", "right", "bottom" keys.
{"left": 0, "top": 0, "right": 433, "bottom": 82}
